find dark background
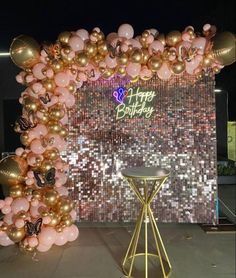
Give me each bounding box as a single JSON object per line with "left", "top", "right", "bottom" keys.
{"left": 0, "top": 0, "right": 235, "bottom": 156}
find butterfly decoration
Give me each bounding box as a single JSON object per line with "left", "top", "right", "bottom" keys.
{"left": 178, "top": 46, "right": 198, "bottom": 62}
{"left": 25, "top": 218, "right": 43, "bottom": 236}
{"left": 14, "top": 111, "right": 37, "bottom": 132}
{"left": 113, "top": 87, "right": 128, "bottom": 104}
{"left": 39, "top": 93, "right": 51, "bottom": 104}
{"left": 43, "top": 42, "right": 61, "bottom": 60}
{"left": 40, "top": 135, "right": 55, "bottom": 148}
{"left": 85, "top": 69, "right": 95, "bottom": 79}
{"left": 33, "top": 168, "right": 56, "bottom": 187}
{"left": 108, "top": 40, "right": 122, "bottom": 58}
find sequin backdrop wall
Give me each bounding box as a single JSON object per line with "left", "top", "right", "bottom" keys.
{"left": 65, "top": 75, "right": 217, "bottom": 223}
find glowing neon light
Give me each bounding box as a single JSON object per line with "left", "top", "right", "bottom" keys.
{"left": 113, "top": 87, "right": 127, "bottom": 104}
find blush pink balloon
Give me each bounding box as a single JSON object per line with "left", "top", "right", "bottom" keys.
{"left": 31, "top": 199, "right": 39, "bottom": 207}
{"left": 55, "top": 231, "right": 68, "bottom": 246}
{"left": 11, "top": 198, "right": 30, "bottom": 214}
{"left": 1, "top": 205, "right": 11, "bottom": 214}
{"left": 25, "top": 178, "right": 34, "bottom": 186}
{"left": 0, "top": 200, "right": 5, "bottom": 209}
{"left": 28, "top": 237, "right": 39, "bottom": 248}
{"left": 192, "top": 37, "right": 207, "bottom": 54}
{"left": 106, "top": 32, "right": 118, "bottom": 43}
{"left": 69, "top": 36, "right": 84, "bottom": 52}
{"left": 126, "top": 62, "right": 141, "bottom": 77}
{"left": 0, "top": 232, "right": 14, "bottom": 246}
{"left": 32, "top": 63, "right": 46, "bottom": 80}
{"left": 140, "top": 66, "right": 152, "bottom": 80}
{"left": 148, "top": 40, "right": 164, "bottom": 54}
{"left": 31, "top": 124, "right": 48, "bottom": 138}
{"left": 65, "top": 93, "right": 75, "bottom": 108}
{"left": 30, "top": 139, "right": 45, "bottom": 154}
{"left": 38, "top": 227, "right": 56, "bottom": 246}
{"left": 15, "top": 218, "right": 25, "bottom": 229}
{"left": 15, "top": 147, "right": 24, "bottom": 156}
{"left": 182, "top": 32, "right": 192, "bottom": 42}
{"left": 118, "top": 24, "right": 134, "bottom": 39}
{"left": 30, "top": 203, "right": 46, "bottom": 218}
{"left": 64, "top": 224, "right": 79, "bottom": 242}
{"left": 5, "top": 197, "right": 13, "bottom": 206}
{"left": 3, "top": 212, "right": 14, "bottom": 224}
{"left": 37, "top": 243, "right": 52, "bottom": 252}
{"left": 56, "top": 186, "right": 69, "bottom": 196}
{"left": 69, "top": 209, "right": 77, "bottom": 221}
{"left": 54, "top": 72, "right": 70, "bottom": 87}
{"left": 76, "top": 29, "right": 89, "bottom": 41}
{"left": 60, "top": 113, "right": 68, "bottom": 125}
{"left": 105, "top": 55, "right": 117, "bottom": 68}
{"left": 157, "top": 63, "right": 172, "bottom": 80}
{"left": 185, "top": 55, "right": 203, "bottom": 74}
{"left": 128, "top": 39, "right": 142, "bottom": 49}
{"left": 42, "top": 216, "right": 51, "bottom": 225}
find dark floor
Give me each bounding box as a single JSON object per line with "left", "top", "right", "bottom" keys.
{"left": 0, "top": 223, "right": 235, "bottom": 278}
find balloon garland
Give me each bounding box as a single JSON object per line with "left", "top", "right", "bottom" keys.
{"left": 0, "top": 23, "right": 235, "bottom": 252}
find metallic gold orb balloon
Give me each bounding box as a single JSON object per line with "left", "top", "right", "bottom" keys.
{"left": 202, "top": 55, "right": 213, "bottom": 67}
{"left": 212, "top": 32, "right": 236, "bottom": 66}
{"left": 56, "top": 197, "right": 73, "bottom": 214}
{"left": 42, "top": 79, "right": 56, "bottom": 92}
{"left": 76, "top": 52, "right": 89, "bottom": 67}
{"left": 97, "top": 41, "right": 109, "bottom": 56}
{"left": 47, "top": 213, "right": 61, "bottom": 227}
{"left": 58, "top": 31, "right": 71, "bottom": 45}
{"left": 17, "top": 211, "right": 28, "bottom": 219}
{"left": 7, "top": 226, "right": 26, "bottom": 243}
{"left": 50, "top": 59, "right": 64, "bottom": 72}
{"left": 49, "top": 105, "right": 65, "bottom": 120}
{"left": 44, "top": 148, "right": 60, "bottom": 161}
{"left": 85, "top": 42, "right": 97, "bottom": 58}
{"left": 117, "top": 53, "right": 129, "bottom": 65}
{"left": 59, "top": 127, "right": 68, "bottom": 138}
{"left": 55, "top": 225, "right": 63, "bottom": 233}
{"left": 130, "top": 48, "right": 143, "bottom": 63}
{"left": 9, "top": 184, "right": 24, "bottom": 198}
{"left": 171, "top": 60, "right": 186, "bottom": 74}
{"left": 101, "top": 68, "right": 114, "bottom": 79}
{"left": 40, "top": 160, "right": 53, "bottom": 172}
{"left": 93, "top": 53, "right": 104, "bottom": 65}
{"left": 32, "top": 189, "right": 41, "bottom": 200}
{"left": 10, "top": 35, "right": 40, "bottom": 69}
{"left": 61, "top": 214, "right": 73, "bottom": 227}
{"left": 43, "top": 189, "right": 59, "bottom": 207}
{"left": 23, "top": 98, "right": 39, "bottom": 112}
{"left": 68, "top": 81, "right": 77, "bottom": 93}
{"left": 0, "top": 223, "right": 8, "bottom": 232}
{"left": 20, "top": 132, "right": 30, "bottom": 146}
{"left": 48, "top": 120, "right": 62, "bottom": 134}
{"left": 156, "top": 34, "right": 166, "bottom": 46}
{"left": 147, "top": 56, "right": 163, "bottom": 72}
{"left": 0, "top": 155, "right": 28, "bottom": 186}
{"left": 166, "top": 31, "right": 182, "bottom": 46}
{"left": 142, "top": 49, "right": 150, "bottom": 64}
{"left": 117, "top": 66, "right": 126, "bottom": 76}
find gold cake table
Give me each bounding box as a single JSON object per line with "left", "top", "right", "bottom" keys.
{"left": 121, "top": 166, "right": 172, "bottom": 278}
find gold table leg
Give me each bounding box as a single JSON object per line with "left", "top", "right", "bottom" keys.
{"left": 122, "top": 177, "right": 172, "bottom": 278}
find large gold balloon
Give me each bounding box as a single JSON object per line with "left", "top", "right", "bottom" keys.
{"left": 97, "top": 41, "right": 109, "bottom": 56}
{"left": 166, "top": 31, "right": 182, "bottom": 46}
{"left": 85, "top": 42, "right": 97, "bottom": 58}
{"left": 48, "top": 120, "right": 62, "bottom": 134}
{"left": 60, "top": 214, "right": 73, "bottom": 227}
{"left": 76, "top": 52, "right": 89, "bottom": 67}
{"left": 23, "top": 97, "right": 39, "bottom": 112}
{"left": 7, "top": 226, "right": 26, "bottom": 243}
{"left": 56, "top": 197, "right": 73, "bottom": 214}
{"left": 9, "top": 184, "right": 24, "bottom": 198}
{"left": 47, "top": 212, "right": 61, "bottom": 227}
{"left": 147, "top": 56, "right": 163, "bottom": 72}
{"left": 42, "top": 79, "right": 56, "bottom": 92}
{"left": 44, "top": 148, "right": 60, "bottom": 161}
{"left": 10, "top": 35, "right": 40, "bottom": 69}
{"left": 0, "top": 156, "right": 27, "bottom": 186}
{"left": 49, "top": 105, "right": 65, "bottom": 120}
{"left": 212, "top": 32, "right": 236, "bottom": 66}
{"left": 43, "top": 189, "right": 59, "bottom": 207}
{"left": 171, "top": 60, "right": 186, "bottom": 74}
{"left": 117, "top": 53, "right": 129, "bottom": 65}
{"left": 130, "top": 48, "right": 143, "bottom": 63}
{"left": 58, "top": 31, "right": 71, "bottom": 45}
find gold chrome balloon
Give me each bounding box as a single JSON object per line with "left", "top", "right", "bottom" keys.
{"left": 7, "top": 226, "right": 26, "bottom": 243}
{"left": 32, "top": 189, "right": 41, "bottom": 200}
{"left": 212, "top": 32, "right": 236, "bottom": 66}
{"left": 47, "top": 212, "right": 61, "bottom": 227}
{"left": 59, "top": 127, "right": 68, "bottom": 138}
{"left": 147, "top": 56, "right": 163, "bottom": 71}
{"left": 49, "top": 105, "right": 65, "bottom": 120}
{"left": 0, "top": 156, "right": 27, "bottom": 186}
{"left": 48, "top": 120, "right": 62, "bottom": 134}
{"left": 156, "top": 34, "right": 166, "bottom": 46}
{"left": 58, "top": 31, "right": 71, "bottom": 45}
{"left": 85, "top": 42, "right": 97, "bottom": 58}
{"left": 56, "top": 197, "right": 73, "bottom": 214}
{"left": 166, "top": 31, "right": 182, "bottom": 46}
{"left": 50, "top": 59, "right": 64, "bottom": 72}
{"left": 20, "top": 132, "right": 30, "bottom": 146}
{"left": 61, "top": 214, "right": 73, "bottom": 227}
{"left": 117, "top": 53, "right": 129, "bottom": 65}
{"left": 9, "top": 35, "right": 40, "bottom": 69}
{"left": 44, "top": 148, "right": 60, "bottom": 161}
{"left": 23, "top": 98, "right": 39, "bottom": 112}
{"left": 42, "top": 79, "right": 56, "bottom": 92}
{"left": 43, "top": 189, "right": 59, "bottom": 207}
{"left": 76, "top": 52, "right": 89, "bottom": 67}
{"left": 9, "top": 184, "right": 24, "bottom": 198}
{"left": 97, "top": 41, "right": 109, "bottom": 56}
{"left": 40, "top": 160, "right": 53, "bottom": 172}
{"left": 142, "top": 49, "right": 150, "bottom": 64}
{"left": 130, "top": 48, "right": 143, "bottom": 63}
{"left": 171, "top": 60, "right": 186, "bottom": 74}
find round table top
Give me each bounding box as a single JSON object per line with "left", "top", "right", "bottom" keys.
{"left": 121, "top": 166, "right": 170, "bottom": 179}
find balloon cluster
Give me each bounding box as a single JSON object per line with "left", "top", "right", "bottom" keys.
{"left": 0, "top": 23, "right": 235, "bottom": 252}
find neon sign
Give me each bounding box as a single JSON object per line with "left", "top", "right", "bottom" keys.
{"left": 114, "top": 87, "right": 156, "bottom": 120}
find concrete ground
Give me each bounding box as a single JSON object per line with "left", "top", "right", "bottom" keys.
{"left": 0, "top": 223, "right": 235, "bottom": 278}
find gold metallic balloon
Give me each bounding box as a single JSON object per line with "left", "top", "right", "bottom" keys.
{"left": 212, "top": 32, "right": 236, "bottom": 66}
{"left": 42, "top": 79, "right": 56, "bottom": 92}
{"left": 101, "top": 68, "right": 114, "bottom": 79}
{"left": 68, "top": 81, "right": 77, "bottom": 93}
{"left": 141, "top": 49, "right": 150, "bottom": 64}
{"left": 97, "top": 41, "right": 109, "bottom": 56}
{"left": 117, "top": 66, "right": 126, "bottom": 76}
{"left": 0, "top": 156, "right": 27, "bottom": 186}
{"left": 58, "top": 31, "right": 71, "bottom": 45}
{"left": 171, "top": 60, "right": 186, "bottom": 74}
{"left": 55, "top": 225, "right": 63, "bottom": 233}
{"left": 40, "top": 160, "right": 53, "bottom": 172}
{"left": 9, "top": 184, "right": 24, "bottom": 198}
{"left": 9, "top": 35, "right": 40, "bottom": 69}
{"left": 43, "top": 189, "right": 59, "bottom": 207}
{"left": 156, "top": 33, "right": 166, "bottom": 46}
{"left": 7, "top": 226, "right": 26, "bottom": 243}
{"left": 202, "top": 55, "right": 213, "bottom": 67}
{"left": 20, "top": 132, "right": 30, "bottom": 146}
{"left": 166, "top": 31, "right": 182, "bottom": 46}
{"left": 50, "top": 59, "right": 64, "bottom": 72}
{"left": 56, "top": 197, "right": 73, "bottom": 214}
{"left": 44, "top": 148, "right": 60, "bottom": 161}
{"left": 130, "top": 48, "right": 143, "bottom": 63}
{"left": 48, "top": 120, "right": 62, "bottom": 134}
{"left": 85, "top": 42, "right": 97, "bottom": 58}
{"left": 60, "top": 214, "right": 73, "bottom": 227}
{"left": 32, "top": 189, "right": 41, "bottom": 200}
{"left": 93, "top": 53, "right": 104, "bottom": 65}
{"left": 76, "top": 52, "right": 89, "bottom": 67}
{"left": 0, "top": 223, "right": 8, "bottom": 232}
{"left": 23, "top": 97, "right": 39, "bottom": 112}
{"left": 59, "top": 127, "right": 68, "bottom": 138}
{"left": 117, "top": 53, "right": 129, "bottom": 65}
{"left": 47, "top": 212, "right": 61, "bottom": 227}
{"left": 147, "top": 56, "right": 163, "bottom": 72}
{"left": 49, "top": 105, "right": 65, "bottom": 120}
{"left": 17, "top": 211, "right": 28, "bottom": 219}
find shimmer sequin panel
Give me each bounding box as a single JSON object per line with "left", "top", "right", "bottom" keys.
{"left": 66, "top": 75, "right": 217, "bottom": 223}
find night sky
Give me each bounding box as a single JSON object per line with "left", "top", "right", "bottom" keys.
{"left": 0, "top": 0, "right": 235, "bottom": 118}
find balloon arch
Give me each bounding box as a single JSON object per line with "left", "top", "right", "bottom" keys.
{"left": 0, "top": 23, "right": 235, "bottom": 252}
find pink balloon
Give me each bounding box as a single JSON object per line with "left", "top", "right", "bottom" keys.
{"left": 185, "top": 55, "right": 202, "bottom": 74}
{"left": 3, "top": 212, "right": 14, "bottom": 224}
{"left": 2, "top": 205, "right": 11, "bottom": 214}
{"left": 0, "top": 200, "right": 5, "bottom": 209}
{"left": 69, "top": 36, "right": 84, "bottom": 52}
{"left": 157, "top": 63, "right": 172, "bottom": 80}
{"left": 11, "top": 197, "right": 30, "bottom": 214}
{"left": 48, "top": 134, "right": 67, "bottom": 152}
{"left": 30, "top": 203, "right": 46, "bottom": 218}
{"left": 37, "top": 243, "right": 52, "bottom": 252}
{"left": 32, "top": 63, "right": 46, "bottom": 80}
{"left": 56, "top": 186, "right": 69, "bottom": 196}
{"left": 0, "top": 232, "right": 14, "bottom": 246}
{"left": 15, "top": 218, "right": 25, "bottom": 229}
{"left": 148, "top": 40, "right": 164, "bottom": 54}
{"left": 105, "top": 55, "right": 117, "bottom": 69}
{"left": 128, "top": 39, "right": 142, "bottom": 49}
{"left": 76, "top": 29, "right": 89, "bottom": 41}
{"left": 30, "top": 139, "right": 45, "bottom": 154}
{"left": 126, "top": 62, "right": 141, "bottom": 77}
{"left": 203, "top": 24, "right": 211, "bottom": 32}
{"left": 31, "top": 124, "right": 48, "bottom": 138}
{"left": 5, "top": 197, "right": 13, "bottom": 206}
{"left": 54, "top": 72, "right": 70, "bottom": 87}
{"left": 42, "top": 216, "right": 51, "bottom": 225}
{"left": 60, "top": 113, "right": 68, "bottom": 125}
{"left": 31, "top": 199, "right": 39, "bottom": 207}
{"left": 28, "top": 237, "right": 39, "bottom": 247}
{"left": 15, "top": 147, "right": 24, "bottom": 156}
{"left": 140, "top": 66, "right": 152, "bottom": 80}
{"left": 64, "top": 224, "right": 79, "bottom": 242}
{"left": 192, "top": 37, "right": 207, "bottom": 54}
{"left": 118, "top": 24, "right": 134, "bottom": 39}
{"left": 65, "top": 93, "right": 75, "bottom": 108}
{"left": 106, "top": 32, "right": 118, "bottom": 43}
{"left": 25, "top": 178, "right": 34, "bottom": 186}
{"left": 38, "top": 227, "right": 56, "bottom": 246}
{"left": 69, "top": 209, "right": 77, "bottom": 221}
{"left": 55, "top": 231, "right": 68, "bottom": 246}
